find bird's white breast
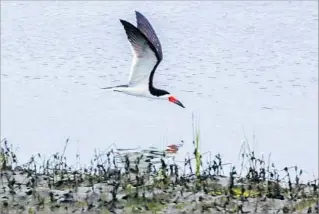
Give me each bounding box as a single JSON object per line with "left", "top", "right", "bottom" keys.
{"left": 117, "top": 86, "right": 157, "bottom": 99}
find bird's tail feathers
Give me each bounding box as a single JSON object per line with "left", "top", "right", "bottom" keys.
{"left": 101, "top": 84, "right": 128, "bottom": 91}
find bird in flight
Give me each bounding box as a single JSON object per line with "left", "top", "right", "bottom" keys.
{"left": 102, "top": 11, "right": 185, "bottom": 108}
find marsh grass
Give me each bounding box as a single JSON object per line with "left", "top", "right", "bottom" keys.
{"left": 0, "top": 121, "right": 318, "bottom": 214}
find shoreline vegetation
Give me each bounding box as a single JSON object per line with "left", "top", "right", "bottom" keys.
{"left": 0, "top": 120, "right": 318, "bottom": 213}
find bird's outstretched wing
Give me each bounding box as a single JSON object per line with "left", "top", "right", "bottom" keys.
{"left": 135, "top": 11, "right": 163, "bottom": 62}
{"left": 120, "top": 19, "right": 159, "bottom": 87}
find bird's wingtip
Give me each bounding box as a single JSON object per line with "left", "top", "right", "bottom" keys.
{"left": 135, "top": 11, "right": 146, "bottom": 19}
{"left": 135, "top": 11, "right": 148, "bottom": 20}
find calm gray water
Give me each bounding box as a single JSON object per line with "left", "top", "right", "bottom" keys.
{"left": 1, "top": 1, "right": 318, "bottom": 180}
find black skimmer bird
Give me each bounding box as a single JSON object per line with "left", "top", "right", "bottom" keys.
{"left": 102, "top": 11, "right": 185, "bottom": 108}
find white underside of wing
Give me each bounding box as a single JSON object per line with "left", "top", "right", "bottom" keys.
{"left": 128, "top": 46, "right": 158, "bottom": 87}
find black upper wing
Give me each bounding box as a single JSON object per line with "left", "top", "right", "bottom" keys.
{"left": 120, "top": 19, "right": 154, "bottom": 58}
{"left": 119, "top": 19, "right": 160, "bottom": 86}
{"left": 135, "top": 11, "right": 163, "bottom": 61}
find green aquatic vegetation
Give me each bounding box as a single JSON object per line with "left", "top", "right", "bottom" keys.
{"left": 192, "top": 113, "right": 201, "bottom": 178}
{"left": 232, "top": 186, "right": 260, "bottom": 198}
{"left": 0, "top": 139, "right": 17, "bottom": 171}
{"left": 100, "top": 209, "right": 111, "bottom": 214}
{"left": 0, "top": 122, "right": 318, "bottom": 214}
{"left": 127, "top": 197, "right": 166, "bottom": 213}
{"left": 75, "top": 200, "right": 88, "bottom": 209}
{"left": 28, "top": 207, "right": 35, "bottom": 214}
{"left": 174, "top": 202, "right": 186, "bottom": 210}
{"left": 294, "top": 197, "right": 317, "bottom": 211}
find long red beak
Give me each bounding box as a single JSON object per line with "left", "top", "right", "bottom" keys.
{"left": 169, "top": 96, "right": 185, "bottom": 108}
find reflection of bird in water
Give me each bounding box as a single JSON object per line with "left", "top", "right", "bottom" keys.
{"left": 166, "top": 141, "right": 184, "bottom": 154}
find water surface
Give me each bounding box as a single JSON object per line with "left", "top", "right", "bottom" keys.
{"left": 1, "top": 1, "right": 318, "bottom": 180}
